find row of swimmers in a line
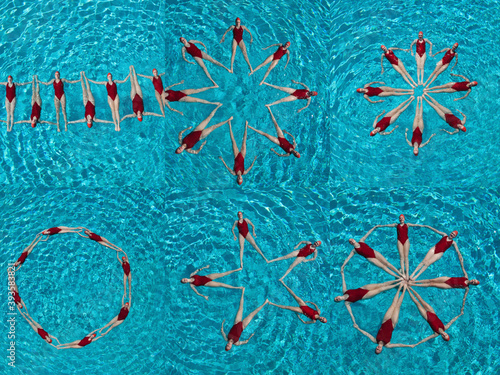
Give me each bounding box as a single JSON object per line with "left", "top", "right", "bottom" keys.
{"left": 11, "top": 226, "right": 133, "bottom": 348}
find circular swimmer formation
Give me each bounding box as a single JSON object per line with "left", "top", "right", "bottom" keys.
{"left": 181, "top": 210, "right": 326, "bottom": 352}
{"left": 357, "top": 33, "right": 477, "bottom": 155}
{"left": 336, "top": 215, "right": 479, "bottom": 354}
{"left": 11, "top": 226, "right": 132, "bottom": 349}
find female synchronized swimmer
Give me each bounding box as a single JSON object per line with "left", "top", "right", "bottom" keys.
{"left": 137, "top": 68, "right": 166, "bottom": 115}
{"left": 41, "top": 226, "right": 82, "bottom": 236}
{"left": 88, "top": 72, "right": 130, "bottom": 131}
{"left": 405, "top": 97, "right": 436, "bottom": 156}
{"left": 423, "top": 93, "right": 466, "bottom": 134}
{"left": 23, "top": 314, "right": 57, "bottom": 346}
{"left": 263, "top": 80, "right": 317, "bottom": 112}
{"left": 374, "top": 285, "right": 406, "bottom": 354}
{"left": 0, "top": 75, "right": 31, "bottom": 131}
{"left": 269, "top": 281, "right": 327, "bottom": 324}
{"left": 267, "top": 240, "right": 321, "bottom": 281}
{"left": 411, "top": 276, "right": 479, "bottom": 289}
{"left": 176, "top": 105, "right": 231, "bottom": 154}
{"left": 39, "top": 71, "right": 80, "bottom": 131}
{"left": 163, "top": 80, "right": 219, "bottom": 116}
{"left": 424, "top": 43, "right": 458, "bottom": 88}
{"left": 334, "top": 280, "right": 400, "bottom": 303}
{"left": 408, "top": 287, "right": 450, "bottom": 341}
{"left": 121, "top": 66, "right": 163, "bottom": 122}
{"left": 356, "top": 81, "right": 413, "bottom": 104}
{"left": 221, "top": 288, "right": 268, "bottom": 351}
{"left": 219, "top": 120, "right": 257, "bottom": 185}
{"left": 220, "top": 17, "right": 254, "bottom": 73}
{"left": 67, "top": 72, "right": 114, "bottom": 128}
{"left": 180, "top": 37, "right": 230, "bottom": 86}
{"left": 14, "top": 77, "right": 56, "bottom": 129}
{"left": 425, "top": 73, "right": 477, "bottom": 101}
{"left": 58, "top": 332, "right": 98, "bottom": 349}
{"left": 250, "top": 41, "right": 290, "bottom": 85}
{"left": 409, "top": 32, "right": 433, "bottom": 85}
{"left": 231, "top": 211, "right": 267, "bottom": 267}
{"left": 380, "top": 45, "right": 417, "bottom": 88}
{"left": 410, "top": 229, "right": 458, "bottom": 280}
{"left": 181, "top": 265, "right": 243, "bottom": 300}
{"left": 370, "top": 96, "right": 414, "bottom": 136}
{"left": 81, "top": 229, "right": 121, "bottom": 251}
{"left": 118, "top": 254, "right": 132, "bottom": 296}
{"left": 11, "top": 282, "right": 27, "bottom": 310}
{"left": 248, "top": 106, "right": 299, "bottom": 158}
{"left": 98, "top": 302, "right": 131, "bottom": 337}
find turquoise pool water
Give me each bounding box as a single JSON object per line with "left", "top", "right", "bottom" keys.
{"left": 1, "top": 0, "right": 499, "bottom": 374}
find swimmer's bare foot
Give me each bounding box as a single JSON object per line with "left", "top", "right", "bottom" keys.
{"left": 248, "top": 71, "right": 253, "bottom": 76}
{"left": 211, "top": 85, "right": 219, "bottom": 89}
{"left": 217, "top": 103, "right": 223, "bottom": 108}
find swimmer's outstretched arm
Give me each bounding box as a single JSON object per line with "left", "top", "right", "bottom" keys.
{"left": 441, "top": 128, "right": 459, "bottom": 135}
{"left": 404, "top": 128, "right": 412, "bottom": 146}
{"left": 284, "top": 51, "right": 290, "bottom": 70}
{"left": 242, "top": 26, "right": 253, "bottom": 43}
{"left": 143, "top": 111, "right": 164, "bottom": 117}
{"left": 190, "top": 283, "right": 209, "bottom": 300}
{"left": 15, "top": 81, "right": 32, "bottom": 86}
{"left": 431, "top": 48, "right": 448, "bottom": 58}
{"left": 114, "top": 74, "right": 130, "bottom": 84}
{"left": 246, "top": 218, "right": 257, "bottom": 237}
{"left": 190, "top": 40, "right": 207, "bottom": 53}
{"left": 166, "top": 101, "right": 183, "bottom": 116}
{"left": 270, "top": 148, "right": 290, "bottom": 157}
{"left": 235, "top": 333, "right": 254, "bottom": 346}
{"left": 39, "top": 79, "right": 55, "bottom": 85}
{"left": 220, "top": 25, "right": 234, "bottom": 43}
{"left": 164, "top": 80, "right": 184, "bottom": 91}
{"left": 364, "top": 81, "right": 385, "bottom": 88}
{"left": 380, "top": 125, "right": 398, "bottom": 136}
{"left": 120, "top": 114, "right": 136, "bottom": 120}
{"left": 452, "top": 242, "right": 468, "bottom": 278}
{"left": 14, "top": 120, "right": 32, "bottom": 124}
{"left": 409, "top": 224, "right": 446, "bottom": 236}
{"left": 420, "top": 133, "right": 436, "bottom": 148}
{"left": 95, "top": 118, "right": 114, "bottom": 124}
{"left": 231, "top": 220, "right": 238, "bottom": 240}
{"left": 178, "top": 126, "right": 191, "bottom": 145}
{"left": 220, "top": 320, "right": 228, "bottom": 341}
{"left": 181, "top": 48, "right": 195, "bottom": 65}
{"left": 390, "top": 47, "right": 409, "bottom": 52}
{"left": 372, "top": 110, "right": 386, "bottom": 128}
{"left": 190, "top": 265, "right": 210, "bottom": 277}
{"left": 292, "top": 80, "right": 309, "bottom": 91}
{"left": 262, "top": 43, "right": 280, "bottom": 50}
{"left": 297, "top": 98, "right": 311, "bottom": 113}
{"left": 243, "top": 156, "right": 257, "bottom": 175}
{"left": 364, "top": 95, "right": 384, "bottom": 104}
{"left": 186, "top": 140, "right": 207, "bottom": 154}
{"left": 62, "top": 78, "right": 82, "bottom": 84}
{"left": 219, "top": 156, "right": 237, "bottom": 175}
{"left": 87, "top": 78, "right": 107, "bottom": 85}
{"left": 359, "top": 225, "right": 380, "bottom": 242}
{"left": 451, "top": 53, "right": 458, "bottom": 72}
{"left": 340, "top": 251, "right": 356, "bottom": 292}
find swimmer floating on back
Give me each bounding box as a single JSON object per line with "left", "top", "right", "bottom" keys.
{"left": 423, "top": 93, "right": 466, "bottom": 134}
{"left": 409, "top": 32, "right": 433, "bottom": 85}
{"left": 98, "top": 302, "right": 131, "bottom": 337}
{"left": 137, "top": 68, "right": 166, "bottom": 116}
{"left": 424, "top": 42, "right": 458, "bottom": 88}
{"left": 0, "top": 75, "right": 31, "bottom": 131}
{"left": 334, "top": 279, "right": 400, "bottom": 303}
{"left": 425, "top": 73, "right": 477, "bottom": 101}
{"left": 374, "top": 284, "right": 406, "bottom": 354}
{"left": 263, "top": 80, "right": 317, "bottom": 113}
{"left": 14, "top": 76, "right": 56, "bottom": 129}
{"left": 67, "top": 72, "right": 114, "bottom": 129}
{"left": 39, "top": 71, "right": 81, "bottom": 131}
{"left": 250, "top": 41, "right": 291, "bottom": 85}
{"left": 248, "top": 106, "right": 299, "bottom": 158}
{"left": 219, "top": 120, "right": 257, "bottom": 186}
{"left": 408, "top": 287, "right": 450, "bottom": 341}
{"left": 231, "top": 211, "right": 267, "bottom": 267}
{"left": 220, "top": 17, "right": 254, "bottom": 73}
{"left": 404, "top": 97, "right": 436, "bottom": 156}
{"left": 181, "top": 264, "right": 243, "bottom": 300}
{"left": 221, "top": 288, "right": 268, "bottom": 351}
{"left": 267, "top": 240, "right": 321, "bottom": 281}
{"left": 176, "top": 104, "right": 232, "bottom": 154}
{"left": 370, "top": 96, "right": 414, "bottom": 136}
{"left": 411, "top": 276, "right": 479, "bottom": 289}
{"left": 180, "top": 37, "right": 230, "bottom": 86}
{"left": 163, "top": 79, "right": 219, "bottom": 116}
{"left": 356, "top": 81, "right": 413, "bottom": 104}
{"left": 380, "top": 45, "right": 417, "bottom": 88}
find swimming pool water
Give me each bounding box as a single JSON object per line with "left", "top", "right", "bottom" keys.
{"left": 1, "top": 0, "right": 499, "bottom": 374}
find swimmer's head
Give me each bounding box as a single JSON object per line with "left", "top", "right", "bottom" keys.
{"left": 237, "top": 175, "right": 243, "bottom": 185}
{"left": 235, "top": 17, "right": 241, "bottom": 24}
{"left": 45, "top": 336, "right": 52, "bottom": 344}
{"left": 284, "top": 41, "right": 291, "bottom": 48}
{"left": 370, "top": 128, "right": 381, "bottom": 136}
{"left": 399, "top": 214, "right": 405, "bottom": 223}
{"left": 310, "top": 91, "right": 318, "bottom": 97}
{"left": 453, "top": 43, "right": 458, "bottom": 49}
{"left": 469, "top": 279, "right": 480, "bottom": 285}
{"left": 124, "top": 302, "right": 130, "bottom": 308}
{"left": 86, "top": 115, "right": 93, "bottom": 128}
{"left": 471, "top": 81, "right": 478, "bottom": 86}
{"left": 450, "top": 230, "right": 458, "bottom": 238}
{"left": 381, "top": 45, "right": 387, "bottom": 52}
{"left": 356, "top": 88, "right": 366, "bottom": 94}
{"left": 179, "top": 37, "right": 187, "bottom": 44}
{"left": 441, "top": 331, "right": 450, "bottom": 341}
{"left": 348, "top": 238, "right": 356, "bottom": 245}
{"left": 7, "top": 75, "right": 13, "bottom": 82}
{"left": 459, "top": 125, "right": 466, "bottom": 132}
{"left": 137, "top": 112, "right": 143, "bottom": 122}
{"left": 334, "top": 295, "right": 344, "bottom": 302}
{"left": 318, "top": 316, "right": 327, "bottom": 324}
{"left": 314, "top": 240, "right": 322, "bottom": 247}
{"left": 122, "top": 256, "right": 127, "bottom": 262}
{"left": 175, "top": 144, "right": 186, "bottom": 154}
{"left": 237, "top": 211, "right": 243, "bottom": 218}
{"left": 55, "top": 71, "right": 60, "bottom": 78}
{"left": 84, "top": 229, "right": 91, "bottom": 235}
{"left": 107, "top": 73, "right": 112, "bottom": 80}
{"left": 31, "top": 119, "right": 37, "bottom": 127}
{"left": 291, "top": 150, "right": 300, "bottom": 158}
{"left": 180, "top": 278, "right": 191, "bottom": 284}
{"left": 225, "top": 340, "right": 233, "bottom": 351}
{"left": 375, "top": 343, "right": 384, "bottom": 354}
{"left": 413, "top": 144, "right": 419, "bottom": 156}
{"left": 418, "top": 31, "right": 423, "bottom": 37}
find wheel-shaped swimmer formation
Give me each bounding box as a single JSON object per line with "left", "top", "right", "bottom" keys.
{"left": 336, "top": 214, "right": 479, "bottom": 354}
{"left": 9, "top": 226, "right": 132, "bottom": 349}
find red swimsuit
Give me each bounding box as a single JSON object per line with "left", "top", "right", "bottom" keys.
{"left": 426, "top": 311, "right": 444, "bottom": 333}
{"left": 441, "top": 50, "right": 456, "bottom": 65}
{"left": 192, "top": 275, "right": 212, "bottom": 286}
{"left": 152, "top": 76, "right": 164, "bottom": 95}
{"left": 300, "top": 305, "right": 319, "bottom": 321}
{"left": 78, "top": 336, "right": 93, "bottom": 347}
{"left": 122, "top": 261, "right": 130, "bottom": 276}
{"left": 6, "top": 83, "right": 15, "bottom": 102}
{"left": 237, "top": 220, "right": 249, "bottom": 238}
{"left": 53, "top": 80, "right": 64, "bottom": 100}
{"left": 234, "top": 152, "right": 245, "bottom": 175}
{"left": 186, "top": 43, "right": 203, "bottom": 59}
{"left": 434, "top": 236, "right": 453, "bottom": 254}
{"left": 46, "top": 227, "right": 62, "bottom": 235}
{"left": 278, "top": 137, "right": 294, "bottom": 153}
{"left": 444, "top": 114, "right": 462, "bottom": 129}
{"left": 106, "top": 82, "right": 118, "bottom": 100}
{"left": 397, "top": 223, "right": 409, "bottom": 244}
{"left": 297, "top": 244, "right": 315, "bottom": 258}
{"left": 411, "top": 127, "right": 423, "bottom": 146}
{"left": 166, "top": 90, "right": 187, "bottom": 102}
{"left": 366, "top": 87, "right": 383, "bottom": 97}
{"left": 31, "top": 102, "right": 41, "bottom": 122}
{"left": 451, "top": 81, "right": 470, "bottom": 92}
{"left": 444, "top": 277, "right": 468, "bottom": 288}
{"left": 376, "top": 319, "right": 394, "bottom": 344}
{"left": 384, "top": 50, "right": 399, "bottom": 65}
{"left": 13, "top": 290, "right": 21, "bottom": 304}
{"left": 182, "top": 130, "right": 202, "bottom": 149}
{"left": 345, "top": 288, "right": 370, "bottom": 303}
{"left": 355, "top": 242, "right": 376, "bottom": 259}
{"left": 88, "top": 232, "right": 104, "bottom": 242}
{"left": 37, "top": 328, "right": 50, "bottom": 341}
{"left": 376, "top": 116, "right": 392, "bottom": 132}
{"left": 227, "top": 321, "right": 244, "bottom": 343}
{"left": 85, "top": 101, "right": 96, "bottom": 120}
{"left": 117, "top": 306, "right": 129, "bottom": 321}
{"left": 291, "top": 89, "right": 309, "bottom": 100}
{"left": 132, "top": 94, "right": 144, "bottom": 115}
{"left": 17, "top": 252, "right": 28, "bottom": 265}
{"left": 272, "top": 46, "right": 287, "bottom": 61}
{"left": 416, "top": 39, "right": 426, "bottom": 57}
{"left": 233, "top": 26, "right": 243, "bottom": 44}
